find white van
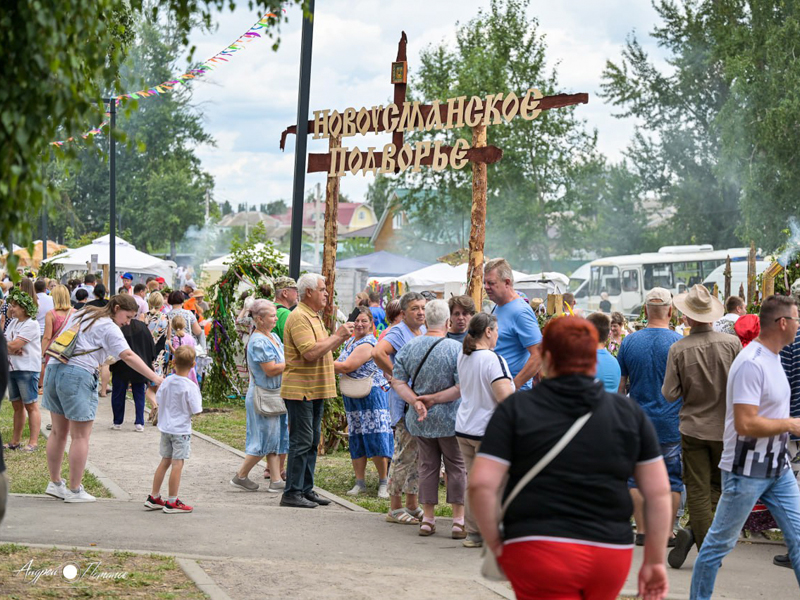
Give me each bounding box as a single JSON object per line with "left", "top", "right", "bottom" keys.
{"left": 703, "top": 261, "right": 771, "bottom": 299}
{"left": 585, "top": 246, "right": 755, "bottom": 316}
{"left": 568, "top": 262, "right": 592, "bottom": 312}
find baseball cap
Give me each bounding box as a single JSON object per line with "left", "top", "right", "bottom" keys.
{"left": 155, "top": 277, "right": 166, "bottom": 284}
{"left": 274, "top": 276, "right": 297, "bottom": 291}
{"left": 122, "top": 272, "right": 133, "bottom": 280}
{"left": 645, "top": 287, "right": 672, "bottom": 306}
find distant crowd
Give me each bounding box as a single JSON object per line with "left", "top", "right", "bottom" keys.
{"left": 1, "top": 257, "right": 800, "bottom": 599}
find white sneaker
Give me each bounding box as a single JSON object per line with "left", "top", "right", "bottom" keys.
{"left": 134, "top": 424, "right": 144, "bottom": 432}
{"left": 377, "top": 483, "right": 389, "bottom": 499}
{"left": 109, "top": 424, "right": 121, "bottom": 431}
{"left": 346, "top": 484, "right": 366, "bottom": 497}
{"left": 267, "top": 480, "right": 286, "bottom": 493}
{"left": 64, "top": 485, "right": 96, "bottom": 503}
{"left": 45, "top": 479, "right": 67, "bottom": 500}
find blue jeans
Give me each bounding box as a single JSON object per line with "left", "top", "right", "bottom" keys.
{"left": 110, "top": 373, "right": 145, "bottom": 426}
{"left": 285, "top": 399, "right": 324, "bottom": 495}
{"left": 690, "top": 468, "right": 800, "bottom": 599}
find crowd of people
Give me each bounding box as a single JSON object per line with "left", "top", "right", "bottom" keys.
{"left": 2, "top": 256, "right": 800, "bottom": 599}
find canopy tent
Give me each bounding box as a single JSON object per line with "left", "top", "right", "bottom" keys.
{"left": 199, "top": 244, "right": 311, "bottom": 287}
{"left": 1, "top": 240, "right": 69, "bottom": 270}
{"left": 336, "top": 251, "right": 430, "bottom": 278}
{"left": 42, "top": 235, "right": 176, "bottom": 285}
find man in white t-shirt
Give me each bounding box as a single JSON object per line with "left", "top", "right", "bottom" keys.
{"left": 713, "top": 295, "right": 746, "bottom": 336}
{"left": 34, "top": 279, "right": 54, "bottom": 336}
{"left": 690, "top": 295, "right": 800, "bottom": 598}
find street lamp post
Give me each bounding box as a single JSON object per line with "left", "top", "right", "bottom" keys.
{"left": 102, "top": 98, "right": 117, "bottom": 289}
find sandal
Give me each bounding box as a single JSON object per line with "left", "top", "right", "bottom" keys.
{"left": 21, "top": 445, "right": 38, "bottom": 452}
{"left": 3, "top": 443, "right": 20, "bottom": 450}
{"left": 406, "top": 506, "right": 424, "bottom": 521}
{"left": 149, "top": 406, "right": 159, "bottom": 426}
{"left": 419, "top": 520, "right": 436, "bottom": 536}
{"left": 263, "top": 467, "right": 271, "bottom": 480}
{"left": 451, "top": 522, "right": 467, "bottom": 539}
{"left": 386, "top": 508, "right": 419, "bottom": 525}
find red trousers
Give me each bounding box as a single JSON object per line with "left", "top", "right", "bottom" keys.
{"left": 499, "top": 539, "right": 633, "bottom": 600}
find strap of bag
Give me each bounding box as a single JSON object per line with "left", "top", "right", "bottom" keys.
{"left": 499, "top": 411, "right": 593, "bottom": 518}
{"left": 410, "top": 337, "right": 446, "bottom": 393}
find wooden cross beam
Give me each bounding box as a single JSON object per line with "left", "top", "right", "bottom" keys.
{"left": 279, "top": 32, "right": 588, "bottom": 312}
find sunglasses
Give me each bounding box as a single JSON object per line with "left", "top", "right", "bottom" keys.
{"left": 775, "top": 316, "right": 800, "bottom": 323}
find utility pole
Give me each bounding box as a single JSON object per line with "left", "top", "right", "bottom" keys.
{"left": 102, "top": 97, "right": 117, "bottom": 289}
{"left": 205, "top": 188, "right": 210, "bottom": 224}
{"left": 288, "top": 0, "right": 315, "bottom": 280}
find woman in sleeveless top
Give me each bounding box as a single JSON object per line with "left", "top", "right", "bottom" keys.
{"left": 40, "top": 285, "right": 75, "bottom": 391}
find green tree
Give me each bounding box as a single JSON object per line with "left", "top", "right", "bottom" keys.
{"left": 600, "top": 1, "right": 748, "bottom": 250}
{"left": 263, "top": 199, "right": 288, "bottom": 215}
{"left": 365, "top": 173, "right": 397, "bottom": 220}
{"left": 220, "top": 200, "right": 233, "bottom": 216}
{"left": 50, "top": 16, "right": 214, "bottom": 257}
{"left": 0, "top": 0, "right": 307, "bottom": 274}
{"left": 404, "top": 0, "right": 601, "bottom": 270}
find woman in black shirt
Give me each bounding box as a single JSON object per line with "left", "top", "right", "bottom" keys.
{"left": 470, "top": 316, "right": 672, "bottom": 600}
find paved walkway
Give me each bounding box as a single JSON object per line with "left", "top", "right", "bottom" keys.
{"left": 1, "top": 399, "right": 798, "bottom": 599}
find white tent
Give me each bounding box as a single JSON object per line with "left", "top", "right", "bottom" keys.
{"left": 199, "top": 244, "right": 311, "bottom": 286}
{"left": 42, "top": 235, "right": 176, "bottom": 286}
{"left": 371, "top": 262, "right": 534, "bottom": 294}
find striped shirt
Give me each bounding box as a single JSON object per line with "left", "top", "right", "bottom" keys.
{"left": 280, "top": 301, "right": 336, "bottom": 401}
{"left": 780, "top": 329, "right": 800, "bottom": 438}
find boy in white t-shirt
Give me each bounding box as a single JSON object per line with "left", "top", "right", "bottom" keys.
{"left": 144, "top": 345, "right": 203, "bottom": 513}
{"left": 3, "top": 290, "right": 42, "bottom": 451}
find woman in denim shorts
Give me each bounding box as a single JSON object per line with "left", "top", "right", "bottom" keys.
{"left": 42, "top": 294, "right": 164, "bottom": 503}
{"left": 4, "top": 289, "right": 42, "bottom": 452}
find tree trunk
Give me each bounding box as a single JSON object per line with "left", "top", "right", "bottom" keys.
{"left": 467, "top": 125, "right": 487, "bottom": 309}
{"left": 322, "top": 135, "right": 341, "bottom": 331}
{"left": 170, "top": 238, "right": 176, "bottom": 262}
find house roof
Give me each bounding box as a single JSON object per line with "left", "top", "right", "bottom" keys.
{"left": 336, "top": 251, "right": 431, "bottom": 277}
{"left": 218, "top": 212, "right": 281, "bottom": 228}
{"left": 272, "top": 202, "right": 373, "bottom": 229}
{"left": 339, "top": 224, "right": 377, "bottom": 239}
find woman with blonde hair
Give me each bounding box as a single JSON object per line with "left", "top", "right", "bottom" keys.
{"left": 40, "top": 285, "right": 75, "bottom": 393}
{"left": 230, "top": 299, "right": 289, "bottom": 493}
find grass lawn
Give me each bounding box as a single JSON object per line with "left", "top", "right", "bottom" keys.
{"left": 0, "top": 543, "right": 205, "bottom": 599}
{"left": 192, "top": 400, "right": 453, "bottom": 516}
{"left": 0, "top": 400, "right": 110, "bottom": 497}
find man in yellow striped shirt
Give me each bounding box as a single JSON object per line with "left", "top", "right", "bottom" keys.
{"left": 280, "top": 273, "right": 353, "bottom": 509}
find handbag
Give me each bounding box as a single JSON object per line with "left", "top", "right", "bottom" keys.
{"left": 339, "top": 372, "right": 373, "bottom": 398}
{"left": 252, "top": 384, "right": 286, "bottom": 417}
{"left": 338, "top": 338, "right": 374, "bottom": 398}
{"left": 481, "top": 411, "right": 594, "bottom": 581}
{"left": 44, "top": 319, "right": 100, "bottom": 365}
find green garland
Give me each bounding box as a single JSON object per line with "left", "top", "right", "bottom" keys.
{"left": 6, "top": 288, "right": 38, "bottom": 318}
{"left": 203, "top": 237, "right": 288, "bottom": 404}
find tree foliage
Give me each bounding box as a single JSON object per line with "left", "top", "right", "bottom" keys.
{"left": 403, "top": 0, "right": 603, "bottom": 270}
{"left": 0, "top": 0, "right": 308, "bottom": 274}
{"left": 601, "top": 0, "right": 800, "bottom": 252}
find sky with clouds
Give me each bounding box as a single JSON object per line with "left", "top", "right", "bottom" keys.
{"left": 186, "top": 1, "right": 670, "bottom": 211}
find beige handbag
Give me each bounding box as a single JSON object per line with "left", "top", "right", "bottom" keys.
{"left": 338, "top": 372, "right": 373, "bottom": 398}
{"left": 481, "top": 411, "right": 593, "bottom": 581}
{"left": 252, "top": 384, "right": 286, "bottom": 417}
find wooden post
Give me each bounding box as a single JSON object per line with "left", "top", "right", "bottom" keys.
{"left": 723, "top": 255, "right": 731, "bottom": 301}
{"left": 739, "top": 283, "right": 745, "bottom": 300}
{"left": 747, "top": 242, "right": 756, "bottom": 305}
{"left": 102, "top": 264, "right": 110, "bottom": 291}
{"left": 762, "top": 262, "right": 783, "bottom": 299}
{"left": 322, "top": 135, "right": 341, "bottom": 331}
{"left": 467, "top": 124, "right": 487, "bottom": 309}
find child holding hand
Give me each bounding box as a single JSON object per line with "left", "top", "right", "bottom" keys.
{"left": 144, "top": 345, "right": 202, "bottom": 513}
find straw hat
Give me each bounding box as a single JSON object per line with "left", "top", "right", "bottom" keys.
{"left": 673, "top": 284, "right": 724, "bottom": 324}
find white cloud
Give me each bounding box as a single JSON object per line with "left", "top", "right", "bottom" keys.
{"left": 181, "top": 0, "right": 670, "bottom": 209}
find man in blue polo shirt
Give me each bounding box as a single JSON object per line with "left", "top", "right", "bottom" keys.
{"left": 484, "top": 258, "right": 542, "bottom": 390}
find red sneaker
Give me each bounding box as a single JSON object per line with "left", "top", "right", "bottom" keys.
{"left": 163, "top": 498, "right": 193, "bottom": 513}
{"left": 144, "top": 495, "right": 166, "bottom": 510}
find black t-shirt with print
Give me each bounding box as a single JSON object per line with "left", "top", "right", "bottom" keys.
{"left": 479, "top": 375, "right": 661, "bottom": 546}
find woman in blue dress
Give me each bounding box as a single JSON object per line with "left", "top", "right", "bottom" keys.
{"left": 229, "top": 299, "right": 289, "bottom": 493}
{"left": 334, "top": 306, "right": 394, "bottom": 498}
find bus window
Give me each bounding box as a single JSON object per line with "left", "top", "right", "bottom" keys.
{"left": 702, "top": 260, "right": 723, "bottom": 279}
{"left": 622, "top": 270, "right": 639, "bottom": 292}
{"left": 591, "top": 266, "right": 621, "bottom": 296}
{"left": 673, "top": 261, "right": 702, "bottom": 288}
{"left": 644, "top": 263, "right": 674, "bottom": 290}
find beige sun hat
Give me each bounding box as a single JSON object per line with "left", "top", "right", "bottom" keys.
{"left": 673, "top": 284, "right": 724, "bottom": 323}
